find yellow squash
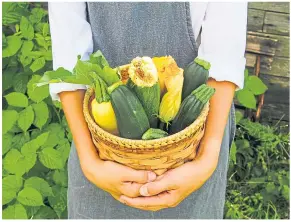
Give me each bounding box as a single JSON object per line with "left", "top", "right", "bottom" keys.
{"left": 91, "top": 99, "right": 118, "bottom": 135}
{"left": 91, "top": 74, "right": 119, "bottom": 135}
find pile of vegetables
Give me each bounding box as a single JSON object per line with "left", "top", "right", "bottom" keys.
{"left": 37, "top": 51, "right": 215, "bottom": 140}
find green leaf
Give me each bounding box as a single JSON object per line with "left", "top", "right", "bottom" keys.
{"left": 2, "top": 204, "right": 28, "bottom": 219}
{"left": 29, "top": 8, "right": 47, "bottom": 24}
{"left": 42, "top": 123, "right": 65, "bottom": 147}
{"left": 235, "top": 110, "right": 244, "bottom": 124}
{"left": 246, "top": 76, "right": 268, "bottom": 95}
{"left": 13, "top": 73, "right": 29, "bottom": 94}
{"left": 48, "top": 186, "right": 67, "bottom": 218}
{"left": 2, "top": 189, "right": 16, "bottom": 205}
{"left": 281, "top": 185, "right": 289, "bottom": 200}
{"left": 2, "top": 2, "right": 28, "bottom": 25}
{"left": 236, "top": 89, "right": 257, "bottom": 109}
{"left": 2, "top": 36, "right": 22, "bottom": 58}
{"left": 57, "top": 140, "right": 71, "bottom": 166}
{"left": 24, "top": 177, "right": 53, "bottom": 197}
{"left": 25, "top": 206, "right": 40, "bottom": 219}
{"left": 89, "top": 50, "right": 110, "bottom": 68}
{"left": 235, "top": 139, "right": 250, "bottom": 150}
{"left": 2, "top": 67, "right": 18, "bottom": 92}
{"left": 230, "top": 142, "right": 237, "bottom": 164}
{"left": 35, "top": 36, "right": 47, "bottom": 49}
{"left": 73, "top": 59, "right": 98, "bottom": 84}
{"left": 101, "top": 66, "right": 120, "bottom": 86}
{"left": 3, "top": 149, "right": 37, "bottom": 176}
{"left": 21, "top": 40, "right": 34, "bottom": 55}
{"left": 3, "top": 110, "right": 19, "bottom": 134}
{"left": 3, "top": 133, "right": 13, "bottom": 155}
{"left": 17, "top": 187, "right": 44, "bottom": 206}
{"left": 4, "top": 92, "right": 28, "bottom": 107}
{"left": 3, "top": 149, "right": 26, "bottom": 176}
{"left": 18, "top": 105, "right": 34, "bottom": 132}
{"left": 27, "top": 75, "right": 50, "bottom": 102}
{"left": 266, "top": 182, "right": 277, "bottom": 194}
{"left": 38, "top": 148, "right": 64, "bottom": 169}
{"left": 32, "top": 102, "right": 49, "bottom": 129}
{"left": 20, "top": 54, "right": 33, "bottom": 67}
{"left": 11, "top": 133, "right": 30, "bottom": 151}
{"left": 21, "top": 132, "right": 49, "bottom": 155}
{"left": 2, "top": 175, "right": 23, "bottom": 193}
{"left": 20, "top": 16, "right": 34, "bottom": 40}
{"left": 42, "top": 23, "right": 49, "bottom": 37}
{"left": 52, "top": 170, "right": 68, "bottom": 187}
{"left": 30, "top": 57, "right": 45, "bottom": 72}
{"left": 33, "top": 206, "right": 58, "bottom": 219}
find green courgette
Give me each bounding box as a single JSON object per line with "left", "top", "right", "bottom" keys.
{"left": 170, "top": 84, "right": 215, "bottom": 134}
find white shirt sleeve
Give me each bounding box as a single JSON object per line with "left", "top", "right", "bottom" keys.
{"left": 197, "top": 2, "right": 248, "bottom": 89}
{"left": 48, "top": 2, "right": 93, "bottom": 101}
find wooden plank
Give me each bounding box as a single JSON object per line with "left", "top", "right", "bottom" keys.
{"left": 249, "top": 2, "right": 290, "bottom": 13}
{"left": 263, "top": 12, "right": 290, "bottom": 35}
{"left": 260, "top": 74, "right": 289, "bottom": 105}
{"left": 260, "top": 103, "right": 289, "bottom": 122}
{"left": 261, "top": 56, "right": 290, "bottom": 77}
{"left": 246, "top": 33, "right": 278, "bottom": 56}
{"left": 245, "top": 53, "right": 273, "bottom": 71}
{"left": 247, "top": 31, "right": 290, "bottom": 57}
{"left": 247, "top": 9, "right": 265, "bottom": 32}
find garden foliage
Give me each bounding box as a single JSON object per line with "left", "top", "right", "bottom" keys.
{"left": 3, "top": 3, "right": 71, "bottom": 219}
{"left": 2, "top": 2, "right": 289, "bottom": 219}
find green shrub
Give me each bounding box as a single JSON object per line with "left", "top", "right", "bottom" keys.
{"left": 225, "top": 111, "right": 290, "bottom": 219}
{"left": 2, "top": 2, "right": 70, "bottom": 219}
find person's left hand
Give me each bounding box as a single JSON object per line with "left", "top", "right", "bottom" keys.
{"left": 119, "top": 140, "right": 221, "bottom": 211}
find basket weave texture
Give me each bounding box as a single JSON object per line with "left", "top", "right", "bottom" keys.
{"left": 83, "top": 88, "right": 209, "bottom": 175}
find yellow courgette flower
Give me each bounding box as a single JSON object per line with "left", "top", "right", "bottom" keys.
{"left": 128, "top": 56, "right": 158, "bottom": 87}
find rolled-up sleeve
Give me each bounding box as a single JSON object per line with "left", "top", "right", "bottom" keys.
{"left": 48, "top": 2, "right": 93, "bottom": 101}
{"left": 198, "top": 2, "right": 248, "bottom": 89}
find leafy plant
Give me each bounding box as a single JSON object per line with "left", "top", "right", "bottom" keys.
{"left": 225, "top": 112, "right": 290, "bottom": 219}
{"left": 2, "top": 2, "right": 70, "bottom": 219}
{"left": 235, "top": 69, "right": 268, "bottom": 109}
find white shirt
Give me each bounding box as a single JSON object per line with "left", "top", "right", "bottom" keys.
{"left": 49, "top": 2, "right": 248, "bottom": 101}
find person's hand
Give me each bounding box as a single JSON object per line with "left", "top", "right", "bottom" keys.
{"left": 119, "top": 139, "right": 221, "bottom": 211}
{"left": 81, "top": 155, "right": 157, "bottom": 200}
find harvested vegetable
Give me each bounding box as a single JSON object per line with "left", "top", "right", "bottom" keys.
{"left": 142, "top": 128, "right": 168, "bottom": 140}
{"left": 110, "top": 83, "right": 150, "bottom": 139}
{"left": 158, "top": 68, "right": 184, "bottom": 126}
{"left": 152, "top": 56, "right": 181, "bottom": 97}
{"left": 128, "top": 56, "right": 158, "bottom": 87}
{"left": 91, "top": 74, "right": 118, "bottom": 135}
{"left": 170, "top": 84, "right": 215, "bottom": 134}
{"left": 182, "top": 57, "right": 210, "bottom": 100}
{"left": 127, "top": 57, "right": 160, "bottom": 128}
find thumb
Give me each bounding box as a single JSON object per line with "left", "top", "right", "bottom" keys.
{"left": 139, "top": 179, "right": 176, "bottom": 196}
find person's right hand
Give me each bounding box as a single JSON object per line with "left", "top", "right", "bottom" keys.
{"left": 80, "top": 156, "right": 157, "bottom": 199}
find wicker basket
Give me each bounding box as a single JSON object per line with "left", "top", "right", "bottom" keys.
{"left": 83, "top": 87, "right": 209, "bottom": 175}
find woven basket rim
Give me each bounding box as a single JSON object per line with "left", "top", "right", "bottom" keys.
{"left": 83, "top": 87, "right": 209, "bottom": 147}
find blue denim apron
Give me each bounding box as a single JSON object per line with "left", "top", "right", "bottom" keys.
{"left": 68, "top": 2, "right": 236, "bottom": 219}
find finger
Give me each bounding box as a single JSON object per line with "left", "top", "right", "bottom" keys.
{"left": 120, "top": 182, "right": 144, "bottom": 198}
{"left": 139, "top": 179, "right": 177, "bottom": 196}
{"left": 120, "top": 191, "right": 176, "bottom": 208}
{"left": 123, "top": 170, "right": 156, "bottom": 184}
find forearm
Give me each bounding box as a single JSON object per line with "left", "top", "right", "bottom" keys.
{"left": 59, "top": 90, "right": 101, "bottom": 166}
{"left": 197, "top": 78, "right": 236, "bottom": 160}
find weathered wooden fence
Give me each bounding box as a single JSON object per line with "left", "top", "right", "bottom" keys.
{"left": 245, "top": 2, "right": 290, "bottom": 124}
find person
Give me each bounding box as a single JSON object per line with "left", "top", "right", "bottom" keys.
{"left": 48, "top": 2, "right": 247, "bottom": 219}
